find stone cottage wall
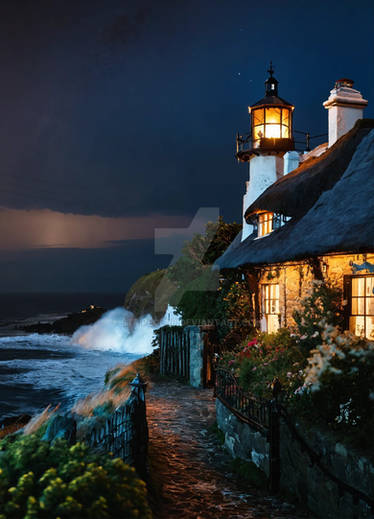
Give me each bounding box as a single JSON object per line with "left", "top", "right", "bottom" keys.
{"left": 254, "top": 252, "right": 374, "bottom": 332}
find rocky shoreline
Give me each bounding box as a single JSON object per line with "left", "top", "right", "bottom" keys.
{"left": 18, "top": 305, "right": 106, "bottom": 335}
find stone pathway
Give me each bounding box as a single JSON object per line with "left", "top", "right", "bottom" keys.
{"left": 146, "top": 380, "right": 312, "bottom": 519}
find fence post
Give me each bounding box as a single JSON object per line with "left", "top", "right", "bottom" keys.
{"left": 269, "top": 378, "right": 281, "bottom": 493}
{"left": 130, "top": 373, "right": 148, "bottom": 479}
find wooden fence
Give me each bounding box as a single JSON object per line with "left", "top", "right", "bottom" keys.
{"left": 159, "top": 326, "right": 190, "bottom": 380}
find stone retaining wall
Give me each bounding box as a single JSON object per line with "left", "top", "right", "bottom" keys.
{"left": 216, "top": 398, "right": 269, "bottom": 475}
{"left": 216, "top": 398, "right": 374, "bottom": 518}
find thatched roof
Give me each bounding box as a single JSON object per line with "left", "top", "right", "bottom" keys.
{"left": 245, "top": 119, "right": 374, "bottom": 220}
{"left": 215, "top": 120, "right": 374, "bottom": 270}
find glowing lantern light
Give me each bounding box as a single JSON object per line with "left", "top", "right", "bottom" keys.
{"left": 249, "top": 63, "right": 294, "bottom": 151}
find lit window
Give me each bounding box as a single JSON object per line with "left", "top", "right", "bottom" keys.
{"left": 349, "top": 276, "right": 374, "bottom": 340}
{"left": 258, "top": 212, "right": 273, "bottom": 237}
{"left": 261, "top": 284, "right": 280, "bottom": 333}
{"left": 251, "top": 106, "right": 293, "bottom": 148}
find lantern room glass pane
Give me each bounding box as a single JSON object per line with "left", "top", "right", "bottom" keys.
{"left": 282, "top": 109, "right": 290, "bottom": 125}
{"left": 252, "top": 108, "right": 264, "bottom": 126}
{"left": 265, "top": 124, "right": 281, "bottom": 138}
{"left": 281, "top": 125, "right": 290, "bottom": 138}
{"left": 265, "top": 108, "right": 281, "bottom": 124}
{"left": 253, "top": 125, "right": 264, "bottom": 141}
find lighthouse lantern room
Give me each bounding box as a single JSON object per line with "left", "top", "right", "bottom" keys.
{"left": 237, "top": 64, "right": 297, "bottom": 241}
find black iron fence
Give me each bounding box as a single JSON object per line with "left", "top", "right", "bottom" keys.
{"left": 215, "top": 368, "right": 270, "bottom": 433}
{"left": 86, "top": 374, "right": 148, "bottom": 478}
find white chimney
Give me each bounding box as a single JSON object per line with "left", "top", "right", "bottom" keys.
{"left": 323, "top": 79, "right": 368, "bottom": 147}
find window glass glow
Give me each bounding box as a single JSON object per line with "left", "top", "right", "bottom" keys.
{"left": 265, "top": 108, "right": 281, "bottom": 124}
{"left": 258, "top": 212, "right": 273, "bottom": 236}
{"left": 350, "top": 276, "right": 374, "bottom": 339}
{"left": 251, "top": 106, "right": 292, "bottom": 145}
{"left": 265, "top": 124, "right": 281, "bottom": 138}
{"left": 261, "top": 283, "right": 280, "bottom": 333}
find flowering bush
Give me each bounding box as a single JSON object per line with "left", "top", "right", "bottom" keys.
{"left": 220, "top": 329, "right": 305, "bottom": 400}
{"left": 293, "top": 279, "right": 343, "bottom": 354}
{"left": 294, "top": 325, "right": 374, "bottom": 447}
{"left": 0, "top": 433, "right": 151, "bottom": 519}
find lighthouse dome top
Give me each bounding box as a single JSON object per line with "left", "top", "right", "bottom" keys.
{"left": 250, "top": 63, "right": 293, "bottom": 111}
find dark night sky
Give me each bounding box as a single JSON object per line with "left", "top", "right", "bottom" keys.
{"left": 0, "top": 0, "right": 373, "bottom": 293}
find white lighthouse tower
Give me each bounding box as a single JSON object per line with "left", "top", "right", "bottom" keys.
{"left": 237, "top": 64, "right": 297, "bottom": 241}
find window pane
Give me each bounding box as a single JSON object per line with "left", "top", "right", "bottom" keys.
{"left": 366, "top": 277, "right": 374, "bottom": 296}
{"left": 265, "top": 108, "right": 281, "bottom": 124}
{"left": 366, "top": 298, "right": 374, "bottom": 315}
{"left": 265, "top": 124, "right": 281, "bottom": 138}
{"left": 350, "top": 316, "right": 365, "bottom": 337}
{"left": 254, "top": 125, "right": 264, "bottom": 141}
{"left": 366, "top": 317, "right": 374, "bottom": 340}
{"left": 252, "top": 108, "right": 264, "bottom": 125}
{"left": 352, "top": 297, "right": 365, "bottom": 315}
{"left": 281, "top": 124, "right": 290, "bottom": 138}
{"left": 357, "top": 297, "right": 365, "bottom": 315}
{"left": 282, "top": 109, "right": 290, "bottom": 125}
{"left": 267, "top": 314, "right": 279, "bottom": 334}
{"left": 352, "top": 277, "right": 365, "bottom": 296}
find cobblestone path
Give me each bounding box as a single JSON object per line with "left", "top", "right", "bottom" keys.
{"left": 146, "top": 380, "right": 312, "bottom": 519}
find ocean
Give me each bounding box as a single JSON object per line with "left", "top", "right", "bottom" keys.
{"left": 0, "top": 293, "right": 144, "bottom": 421}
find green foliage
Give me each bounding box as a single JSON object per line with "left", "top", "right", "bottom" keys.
{"left": 220, "top": 329, "right": 304, "bottom": 400}
{"left": 166, "top": 218, "right": 243, "bottom": 334}
{"left": 293, "top": 280, "right": 343, "bottom": 354}
{"left": 0, "top": 434, "right": 151, "bottom": 519}
{"left": 239, "top": 331, "right": 304, "bottom": 399}
{"left": 124, "top": 268, "right": 173, "bottom": 320}
{"left": 124, "top": 218, "right": 241, "bottom": 327}
{"left": 229, "top": 459, "right": 267, "bottom": 489}
{"left": 295, "top": 325, "right": 374, "bottom": 450}
{"left": 207, "top": 422, "right": 225, "bottom": 445}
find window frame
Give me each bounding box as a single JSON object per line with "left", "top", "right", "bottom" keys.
{"left": 347, "top": 273, "right": 374, "bottom": 339}
{"left": 261, "top": 283, "right": 280, "bottom": 316}
{"left": 258, "top": 212, "right": 273, "bottom": 237}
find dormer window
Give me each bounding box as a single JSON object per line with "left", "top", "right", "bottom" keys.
{"left": 258, "top": 212, "right": 273, "bottom": 237}
{"left": 252, "top": 212, "right": 291, "bottom": 238}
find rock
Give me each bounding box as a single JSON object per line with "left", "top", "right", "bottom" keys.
{"left": 20, "top": 305, "right": 106, "bottom": 335}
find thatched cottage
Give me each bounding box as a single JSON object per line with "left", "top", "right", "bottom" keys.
{"left": 216, "top": 68, "right": 374, "bottom": 339}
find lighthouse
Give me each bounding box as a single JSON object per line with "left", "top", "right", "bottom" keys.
{"left": 237, "top": 64, "right": 297, "bottom": 241}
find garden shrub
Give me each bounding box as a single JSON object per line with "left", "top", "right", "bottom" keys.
{"left": 220, "top": 329, "right": 305, "bottom": 400}
{"left": 294, "top": 324, "right": 374, "bottom": 449}
{"left": 0, "top": 433, "right": 152, "bottom": 519}
{"left": 293, "top": 280, "right": 343, "bottom": 354}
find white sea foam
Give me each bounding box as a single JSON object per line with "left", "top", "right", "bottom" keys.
{"left": 71, "top": 307, "right": 163, "bottom": 355}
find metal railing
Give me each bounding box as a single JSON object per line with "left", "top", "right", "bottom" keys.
{"left": 85, "top": 374, "right": 148, "bottom": 477}
{"left": 215, "top": 368, "right": 270, "bottom": 434}
{"left": 236, "top": 130, "right": 328, "bottom": 154}
{"left": 215, "top": 368, "right": 374, "bottom": 510}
